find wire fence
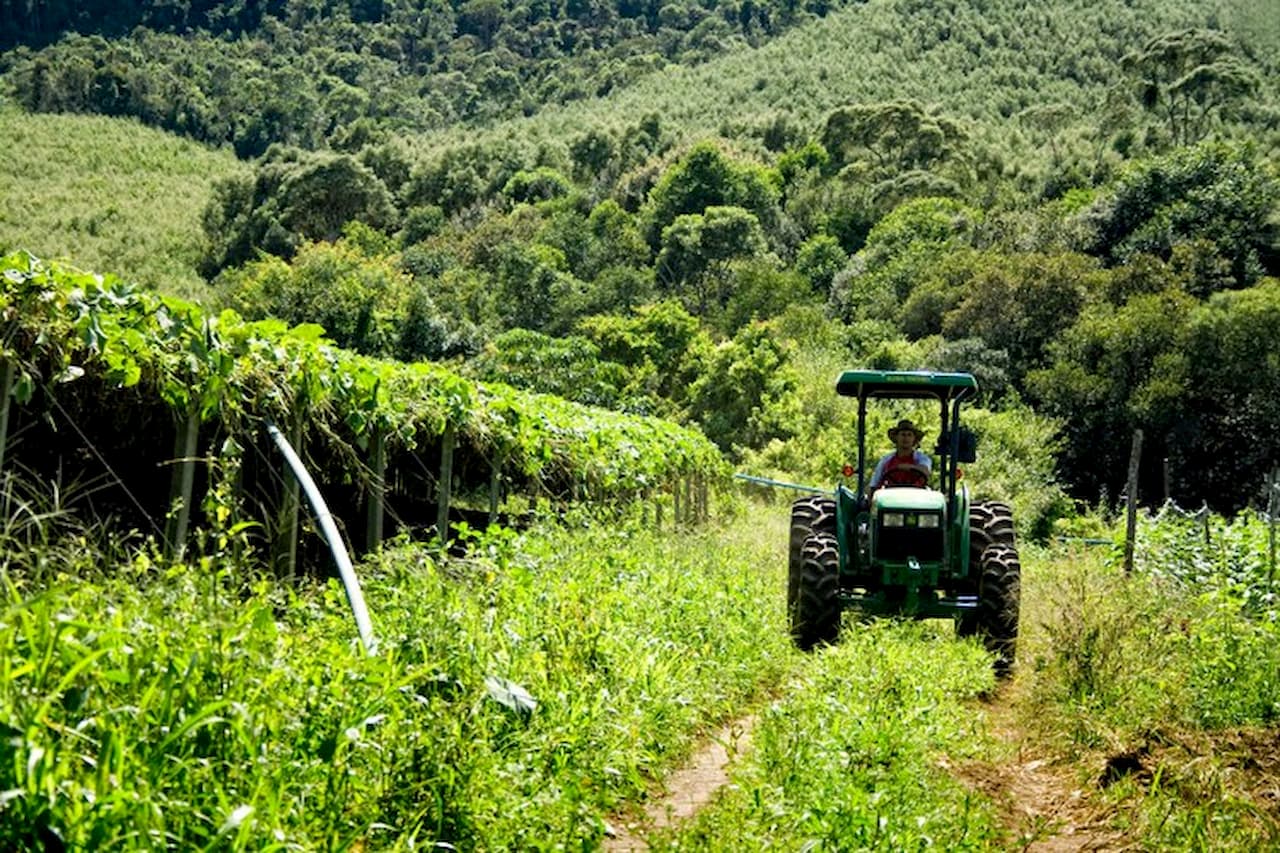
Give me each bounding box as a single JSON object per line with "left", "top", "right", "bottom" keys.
{"left": 1050, "top": 468, "right": 1280, "bottom": 610}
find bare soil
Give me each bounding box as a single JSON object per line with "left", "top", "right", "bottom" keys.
{"left": 947, "top": 685, "right": 1130, "bottom": 852}
{"left": 602, "top": 685, "right": 1280, "bottom": 850}
{"left": 604, "top": 716, "right": 755, "bottom": 851}
{"left": 1144, "top": 726, "right": 1280, "bottom": 824}
{"left": 950, "top": 687, "right": 1280, "bottom": 851}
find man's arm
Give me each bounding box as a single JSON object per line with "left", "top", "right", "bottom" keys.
{"left": 869, "top": 453, "right": 890, "bottom": 489}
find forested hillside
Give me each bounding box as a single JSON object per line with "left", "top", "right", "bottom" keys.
{"left": 1, "top": 0, "right": 1279, "bottom": 517}
{"left": 0, "top": 0, "right": 872, "bottom": 153}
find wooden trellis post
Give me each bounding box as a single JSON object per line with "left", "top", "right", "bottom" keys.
{"left": 0, "top": 359, "right": 14, "bottom": 475}
{"left": 164, "top": 405, "right": 200, "bottom": 559}
{"left": 365, "top": 426, "right": 386, "bottom": 552}
{"left": 1268, "top": 466, "right": 1278, "bottom": 585}
{"left": 697, "top": 474, "right": 709, "bottom": 523}
{"left": 672, "top": 476, "right": 682, "bottom": 527}
{"left": 1123, "top": 429, "right": 1143, "bottom": 575}
{"left": 488, "top": 455, "right": 503, "bottom": 525}
{"left": 274, "top": 418, "right": 303, "bottom": 579}
{"left": 437, "top": 425, "right": 455, "bottom": 543}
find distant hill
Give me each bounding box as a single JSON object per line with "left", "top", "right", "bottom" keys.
{"left": 0, "top": 0, "right": 1274, "bottom": 297}
{"left": 0, "top": 106, "right": 244, "bottom": 298}
{"left": 4, "top": 0, "right": 1273, "bottom": 171}
{"left": 409, "top": 0, "right": 1276, "bottom": 174}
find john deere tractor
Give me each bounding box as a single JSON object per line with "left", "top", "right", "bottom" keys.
{"left": 787, "top": 370, "right": 1020, "bottom": 674}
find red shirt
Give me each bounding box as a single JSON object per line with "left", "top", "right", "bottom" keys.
{"left": 872, "top": 450, "right": 931, "bottom": 488}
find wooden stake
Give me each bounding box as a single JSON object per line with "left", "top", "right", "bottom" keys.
{"left": 365, "top": 427, "right": 386, "bottom": 553}
{"left": 164, "top": 406, "right": 200, "bottom": 559}
{"left": 488, "top": 457, "right": 502, "bottom": 525}
{"left": 1268, "top": 466, "right": 1278, "bottom": 585}
{"left": 437, "top": 425, "right": 455, "bottom": 543}
{"left": 1123, "top": 429, "right": 1143, "bottom": 575}
{"left": 275, "top": 420, "right": 302, "bottom": 579}
{"left": 0, "top": 359, "right": 14, "bottom": 475}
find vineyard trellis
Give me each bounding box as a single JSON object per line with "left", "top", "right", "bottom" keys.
{"left": 1134, "top": 497, "right": 1280, "bottom": 610}
{"left": 0, "top": 251, "right": 728, "bottom": 574}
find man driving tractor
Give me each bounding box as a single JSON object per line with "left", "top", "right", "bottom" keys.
{"left": 869, "top": 418, "right": 932, "bottom": 490}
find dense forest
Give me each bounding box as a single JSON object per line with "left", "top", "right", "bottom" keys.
{"left": 2, "top": 0, "right": 1279, "bottom": 523}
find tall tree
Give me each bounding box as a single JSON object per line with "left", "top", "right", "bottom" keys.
{"left": 820, "top": 100, "right": 967, "bottom": 177}
{"left": 655, "top": 205, "right": 767, "bottom": 316}
{"left": 1121, "top": 28, "right": 1259, "bottom": 148}
{"left": 1078, "top": 142, "right": 1280, "bottom": 291}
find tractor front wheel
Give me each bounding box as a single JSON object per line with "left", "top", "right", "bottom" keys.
{"left": 788, "top": 496, "right": 835, "bottom": 642}
{"left": 793, "top": 532, "right": 841, "bottom": 651}
{"left": 959, "top": 501, "right": 1017, "bottom": 636}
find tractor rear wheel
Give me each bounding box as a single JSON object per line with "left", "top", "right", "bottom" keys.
{"left": 964, "top": 543, "right": 1021, "bottom": 678}
{"left": 793, "top": 532, "right": 841, "bottom": 650}
{"left": 788, "top": 496, "right": 835, "bottom": 642}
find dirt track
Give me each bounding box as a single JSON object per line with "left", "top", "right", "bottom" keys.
{"left": 950, "top": 688, "right": 1128, "bottom": 851}
{"left": 604, "top": 716, "right": 755, "bottom": 850}
{"left": 603, "top": 683, "right": 1129, "bottom": 851}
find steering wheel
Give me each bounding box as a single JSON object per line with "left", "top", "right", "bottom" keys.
{"left": 882, "top": 466, "right": 928, "bottom": 488}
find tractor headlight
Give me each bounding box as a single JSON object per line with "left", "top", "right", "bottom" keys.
{"left": 882, "top": 513, "right": 905, "bottom": 527}
{"left": 918, "top": 513, "right": 941, "bottom": 529}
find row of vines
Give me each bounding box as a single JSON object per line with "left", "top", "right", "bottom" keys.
{"left": 0, "top": 251, "right": 727, "bottom": 569}
{"left": 1135, "top": 502, "right": 1279, "bottom": 611}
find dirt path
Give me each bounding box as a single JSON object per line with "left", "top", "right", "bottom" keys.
{"left": 604, "top": 716, "right": 755, "bottom": 851}
{"left": 950, "top": 688, "right": 1128, "bottom": 851}
{"left": 602, "top": 683, "right": 1142, "bottom": 850}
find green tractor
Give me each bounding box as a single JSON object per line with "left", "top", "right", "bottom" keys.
{"left": 787, "top": 370, "right": 1020, "bottom": 675}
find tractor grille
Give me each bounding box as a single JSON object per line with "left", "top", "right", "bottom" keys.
{"left": 877, "top": 525, "right": 944, "bottom": 562}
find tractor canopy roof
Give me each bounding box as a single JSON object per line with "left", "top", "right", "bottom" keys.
{"left": 835, "top": 370, "right": 978, "bottom": 402}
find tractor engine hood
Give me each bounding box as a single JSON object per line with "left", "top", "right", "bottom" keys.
{"left": 870, "top": 488, "right": 946, "bottom": 514}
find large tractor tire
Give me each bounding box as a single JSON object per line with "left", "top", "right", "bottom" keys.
{"left": 958, "top": 501, "right": 1016, "bottom": 636}
{"left": 793, "top": 532, "right": 842, "bottom": 651}
{"left": 969, "top": 500, "right": 1016, "bottom": 561}
{"left": 788, "top": 495, "right": 835, "bottom": 641}
{"left": 958, "top": 543, "right": 1021, "bottom": 678}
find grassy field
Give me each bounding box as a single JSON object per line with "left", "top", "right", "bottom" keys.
{"left": 0, "top": 104, "right": 242, "bottom": 300}
{"left": 0, "top": 492, "right": 801, "bottom": 849}
{"left": 665, "top": 621, "right": 1000, "bottom": 849}
{"left": 1008, "top": 514, "right": 1280, "bottom": 849}
{"left": 0, "top": 469, "right": 1017, "bottom": 850}
{"left": 3, "top": 455, "right": 1278, "bottom": 848}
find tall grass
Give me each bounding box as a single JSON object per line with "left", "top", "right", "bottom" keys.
{"left": 0, "top": 105, "right": 243, "bottom": 300}
{"left": 0, "top": 498, "right": 795, "bottom": 849}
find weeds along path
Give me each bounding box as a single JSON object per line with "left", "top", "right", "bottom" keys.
{"left": 610, "top": 623, "right": 1002, "bottom": 848}
{"left": 604, "top": 716, "right": 756, "bottom": 851}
